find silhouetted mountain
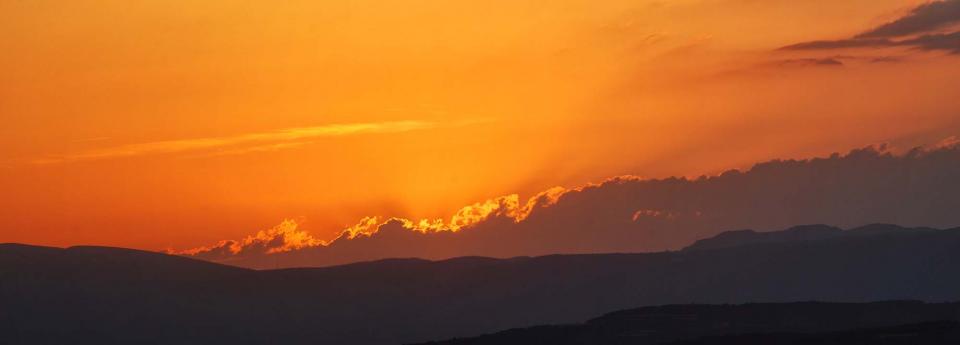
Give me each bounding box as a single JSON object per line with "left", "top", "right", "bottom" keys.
{"left": 0, "top": 243, "right": 249, "bottom": 279}
{"left": 3, "top": 224, "right": 960, "bottom": 344}
{"left": 411, "top": 302, "right": 960, "bottom": 345}
{"left": 683, "top": 224, "right": 843, "bottom": 251}
{"left": 682, "top": 223, "right": 940, "bottom": 252}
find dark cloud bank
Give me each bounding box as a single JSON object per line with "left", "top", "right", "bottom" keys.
{"left": 858, "top": 0, "right": 960, "bottom": 38}
{"left": 187, "top": 141, "right": 960, "bottom": 268}
{"left": 782, "top": 0, "right": 960, "bottom": 54}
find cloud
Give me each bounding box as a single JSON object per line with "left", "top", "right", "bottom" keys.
{"left": 774, "top": 57, "right": 846, "bottom": 67}
{"left": 177, "top": 194, "right": 529, "bottom": 262}
{"left": 856, "top": 0, "right": 960, "bottom": 38}
{"left": 780, "top": 1, "right": 960, "bottom": 54}
{"left": 904, "top": 31, "right": 960, "bottom": 53}
{"left": 781, "top": 38, "right": 895, "bottom": 51}
{"left": 924, "top": 135, "right": 960, "bottom": 150}
{"left": 177, "top": 139, "right": 960, "bottom": 269}
{"left": 869, "top": 56, "right": 904, "bottom": 63}
{"left": 33, "top": 120, "right": 437, "bottom": 164}
{"left": 173, "top": 219, "right": 323, "bottom": 261}
{"left": 781, "top": 32, "right": 960, "bottom": 54}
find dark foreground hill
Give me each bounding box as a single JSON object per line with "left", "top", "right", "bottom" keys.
{"left": 2, "top": 224, "right": 960, "bottom": 345}
{"left": 411, "top": 301, "right": 960, "bottom": 345}
{"left": 672, "top": 321, "right": 960, "bottom": 345}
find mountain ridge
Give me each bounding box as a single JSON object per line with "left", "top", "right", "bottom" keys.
{"left": 2, "top": 224, "right": 960, "bottom": 344}
{"left": 681, "top": 223, "right": 944, "bottom": 252}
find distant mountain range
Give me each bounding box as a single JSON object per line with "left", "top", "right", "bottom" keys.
{"left": 2, "top": 223, "right": 960, "bottom": 344}
{"left": 682, "top": 223, "right": 940, "bottom": 251}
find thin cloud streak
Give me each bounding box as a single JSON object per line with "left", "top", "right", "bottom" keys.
{"left": 34, "top": 120, "right": 438, "bottom": 164}
{"left": 781, "top": 32, "right": 960, "bottom": 54}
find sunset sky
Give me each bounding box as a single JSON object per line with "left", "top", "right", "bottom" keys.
{"left": 2, "top": 0, "right": 960, "bottom": 250}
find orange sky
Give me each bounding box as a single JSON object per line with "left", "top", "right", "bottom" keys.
{"left": 2, "top": 0, "right": 959, "bottom": 250}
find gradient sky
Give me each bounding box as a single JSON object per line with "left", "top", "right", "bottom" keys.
{"left": 2, "top": 0, "right": 959, "bottom": 250}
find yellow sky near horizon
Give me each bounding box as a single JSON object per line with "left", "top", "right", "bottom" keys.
{"left": 2, "top": 0, "right": 959, "bottom": 250}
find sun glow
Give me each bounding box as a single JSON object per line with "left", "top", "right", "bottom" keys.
{"left": 2, "top": 0, "right": 959, "bottom": 251}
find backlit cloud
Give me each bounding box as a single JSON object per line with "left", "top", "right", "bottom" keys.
{"left": 177, "top": 139, "right": 960, "bottom": 269}
{"left": 174, "top": 219, "right": 323, "bottom": 258}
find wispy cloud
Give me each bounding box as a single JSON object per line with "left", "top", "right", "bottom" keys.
{"left": 781, "top": 32, "right": 960, "bottom": 54}
{"left": 34, "top": 120, "right": 438, "bottom": 164}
